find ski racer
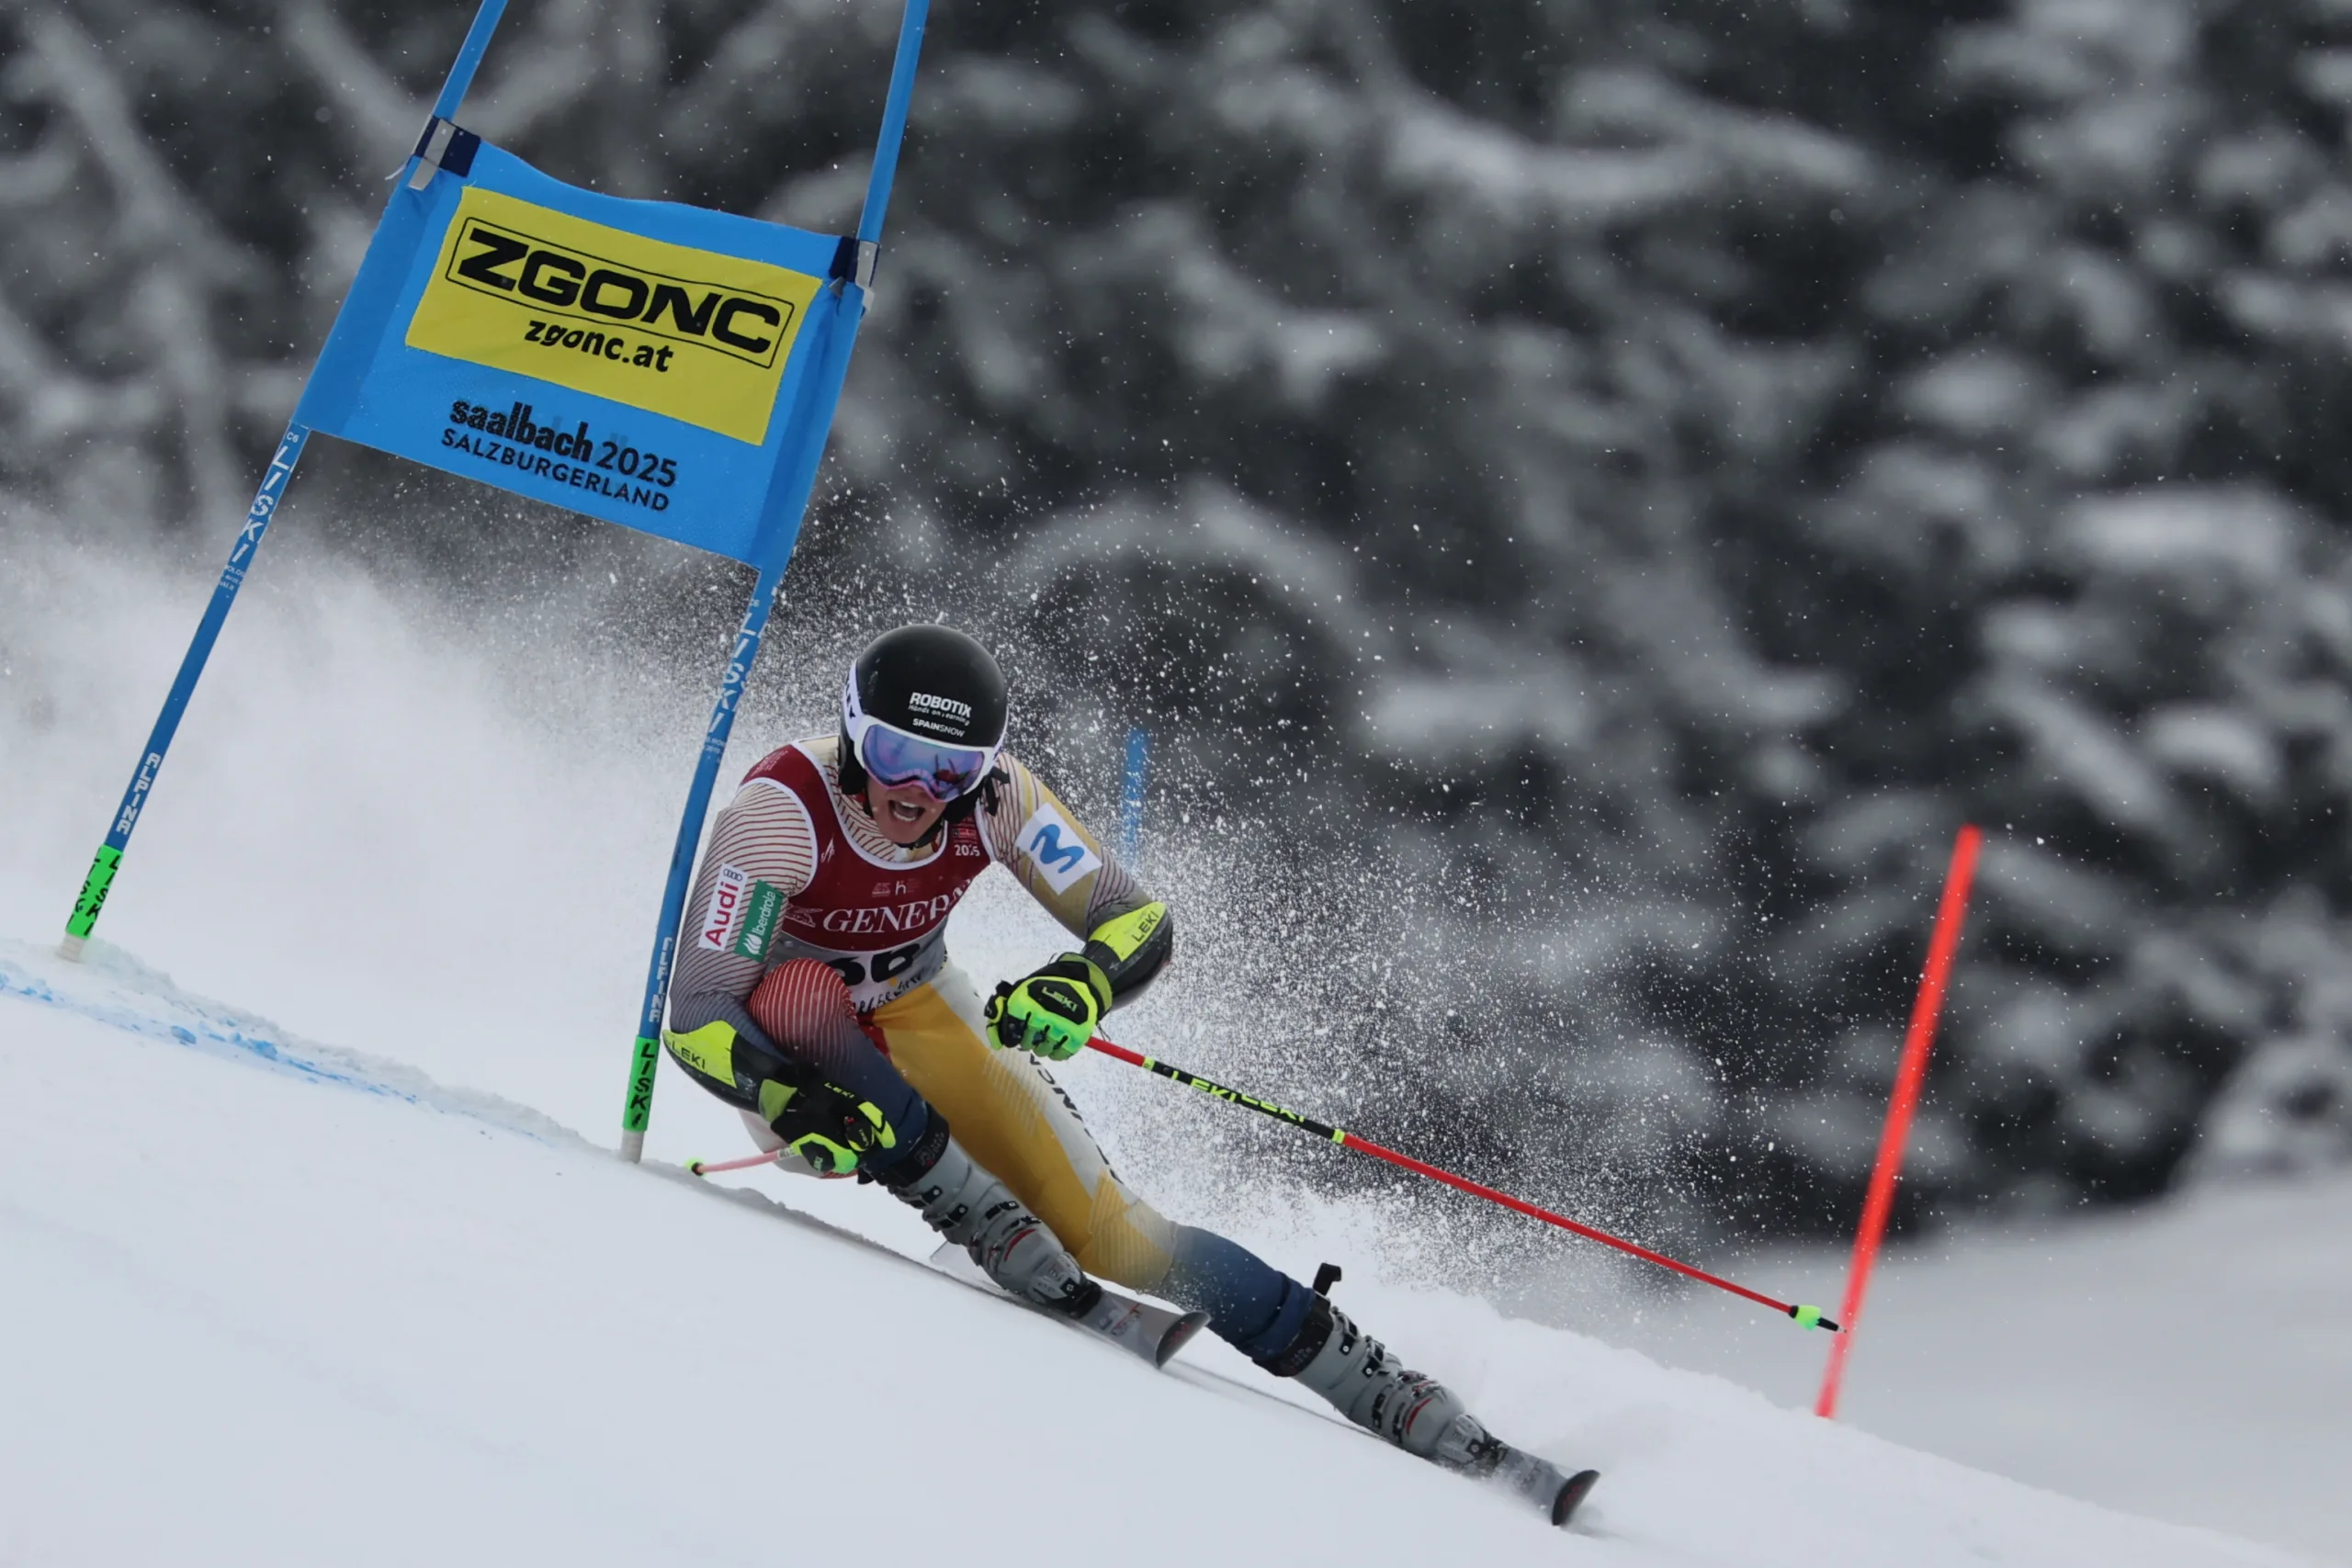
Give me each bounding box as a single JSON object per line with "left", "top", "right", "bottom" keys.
{"left": 662, "top": 624, "right": 1592, "bottom": 1523}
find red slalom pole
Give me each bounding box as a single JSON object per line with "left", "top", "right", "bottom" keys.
{"left": 1086, "top": 1036, "right": 1838, "bottom": 1331}
{"left": 1815, "top": 824, "right": 1984, "bottom": 1418}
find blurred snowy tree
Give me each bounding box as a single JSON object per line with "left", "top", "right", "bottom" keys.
{"left": 6, "top": 0, "right": 2350, "bottom": 1237}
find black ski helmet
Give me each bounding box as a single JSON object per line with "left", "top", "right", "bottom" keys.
{"left": 836, "top": 624, "right": 1010, "bottom": 804}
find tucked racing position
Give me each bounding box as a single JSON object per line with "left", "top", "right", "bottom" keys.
{"left": 663, "top": 624, "right": 1594, "bottom": 1524}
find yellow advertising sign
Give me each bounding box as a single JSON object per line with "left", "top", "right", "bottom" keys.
{"left": 405, "top": 187, "right": 820, "bottom": 446}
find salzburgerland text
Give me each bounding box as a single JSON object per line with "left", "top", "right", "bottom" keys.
{"left": 443, "top": 400, "right": 676, "bottom": 512}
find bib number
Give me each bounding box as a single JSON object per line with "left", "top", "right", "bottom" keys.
{"left": 823, "top": 942, "right": 922, "bottom": 991}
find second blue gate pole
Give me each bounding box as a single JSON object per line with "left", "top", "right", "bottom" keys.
{"left": 616, "top": 0, "right": 933, "bottom": 1160}
{"left": 618, "top": 562, "right": 785, "bottom": 1163}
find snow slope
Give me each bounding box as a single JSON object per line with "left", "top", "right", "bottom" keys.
{"left": 0, "top": 940, "right": 2313, "bottom": 1568}
{"left": 1602, "top": 1183, "right": 2352, "bottom": 1562}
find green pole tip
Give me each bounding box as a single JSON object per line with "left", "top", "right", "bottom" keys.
{"left": 1791, "top": 1304, "right": 1838, "bottom": 1331}
{"left": 685, "top": 1158, "right": 708, "bottom": 1177}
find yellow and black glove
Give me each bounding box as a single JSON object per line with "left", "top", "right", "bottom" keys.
{"left": 664, "top": 1015, "right": 901, "bottom": 1177}
{"left": 762, "top": 1071, "right": 899, "bottom": 1176}
{"left": 985, "top": 954, "right": 1112, "bottom": 1061}
{"left": 985, "top": 902, "right": 1175, "bottom": 1060}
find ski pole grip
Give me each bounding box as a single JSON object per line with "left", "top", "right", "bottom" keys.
{"left": 1086, "top": 1036, "right": 1147, "bottom": 1066}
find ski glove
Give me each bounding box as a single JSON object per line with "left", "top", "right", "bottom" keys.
{"left": 666, "top": 1010, "right": 914, "bottom": 1179}
{"left": 985, "top": 953, "right": 1112, "bottom": 1061}
{"left": 762, "top": 1071, "right": 901, "bottom": 1177}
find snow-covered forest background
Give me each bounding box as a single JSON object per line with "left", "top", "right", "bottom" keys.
{"left": 6, "top": 0, "right": 2351, "bottom": 1247}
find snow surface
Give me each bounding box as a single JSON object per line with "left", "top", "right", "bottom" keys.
{"left": 0, "top": 940, "right": 2317, "bottom": 1568}
{"left": 1600, "top": 1178, "right": 2352, "bottom": 1562}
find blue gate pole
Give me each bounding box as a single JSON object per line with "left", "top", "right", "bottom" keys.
{"left": 60, "top": 427, "right": 307, "bottom": 960}
{"left": 57, "top": 0, "right": 510, "bottom": 964}
{"left": 616, "top": 0, "right": 932, "bottom": 1160}
{"left": 854, "top": 0, "right": 931, "bottom": 245}
{"left": 618, "top": 563, "right": 784, "bottom": 1163}
{"left": 1118, "top": 726, "right": 1149, "bottom": 863}
{"left": 430, "top": 0, "right": 509, "bottom": 121}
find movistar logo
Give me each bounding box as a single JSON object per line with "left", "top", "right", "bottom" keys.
{"left": 1028, "top": 824, "right": 1086, "bottom": 875}
{"left": 444, "top": 218, "right": 794, "bottom": 367}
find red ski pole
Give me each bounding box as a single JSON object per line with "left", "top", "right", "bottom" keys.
{"left": 684, "top": 1149, "right": 788, "bottom": 1176}
{"left": 1084, "top": 1036, "right": 1837, "bottom": 1331}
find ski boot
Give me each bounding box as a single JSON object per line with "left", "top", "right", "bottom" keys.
{"left": 1258, "top": 1296, "right": 1600, "bottom": 1527}
{"left": 882, "top": 1125, "right": 1102, "bottom": 1320}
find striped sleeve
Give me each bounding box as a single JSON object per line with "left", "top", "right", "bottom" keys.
{"left": 978, "top": 752, "right": 1152, "bottom": 944}
{"left": 665, "top": 777, "right": 821, "bottom": 1015}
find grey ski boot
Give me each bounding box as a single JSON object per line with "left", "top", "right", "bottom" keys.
{"left": 1257, "top": 1295, "right": 1600, "bottom": 1527}
{"left": 882, "top": 1129, "right": 1102, "bottom": 1319}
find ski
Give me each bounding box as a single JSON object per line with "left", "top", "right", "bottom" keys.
{"left": 925, "top": 1242, "right": 1208, "bottom": 1369}
{"left": 1070, "top": 1282, "right": 1211, "bottom": 1369}
{"left": 1537, "top": 1463, "right": 1601, "bottom": 1529}
{"left": 1454, "top": 1434, "right": 1600, "bottom": 1529}
{"left": 1495, "top": 1449, "right": 1600, "bottom": 1529}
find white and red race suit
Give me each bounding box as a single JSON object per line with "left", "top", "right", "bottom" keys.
{"left": 693, "top": 741, "right": 992, "bottom": 1010}
{"left": 671, "top": 736, "right": 1150, "bottom": 1016}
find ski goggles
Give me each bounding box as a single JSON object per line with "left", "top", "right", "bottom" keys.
{"left": 844, "top": 710, "right": 998, "bottom": 803}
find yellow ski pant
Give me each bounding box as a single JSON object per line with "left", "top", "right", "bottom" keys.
{"left": 741, "top": 961, "right": 1181, "bottom": 1294}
